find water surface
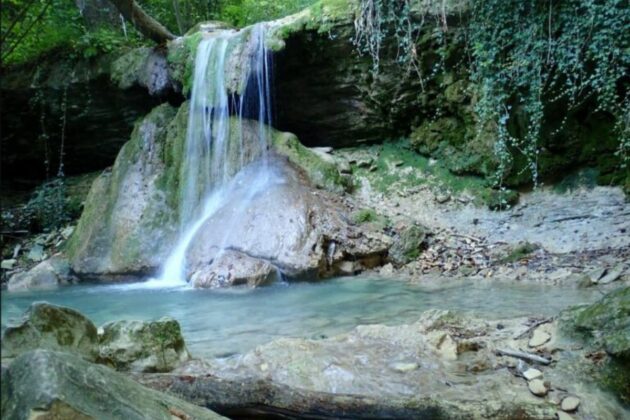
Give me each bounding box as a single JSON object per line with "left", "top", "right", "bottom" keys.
{"left": 1, "top": 277, "right": 597, "bottom": 358}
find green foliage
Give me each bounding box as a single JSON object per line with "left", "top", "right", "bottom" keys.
{"left": 353, "top": 0, "right": 630, "bottom": 188}
{"left": 24, "top": 178, "right": 70, "bottom": 231}
{"left": 221, "top": 0, "right": 317, "bottom": 27}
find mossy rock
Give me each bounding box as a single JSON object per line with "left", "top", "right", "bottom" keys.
{"left": 272, "top": 132, "right": 350, "bottom": 193}
{"left": 98, "top": 317, "right": 190, "bottom": 372}
{"left": 560, "top": 287, "right": 630, "bottom": 359}
{"left": 0, "top": 350, "right": 224, "bottom": 419}
{"left": 389, "top": 224, "right": 429, "bottom": 266}
{"left": 1, "top": 302, "right": 99, "bottom": 361}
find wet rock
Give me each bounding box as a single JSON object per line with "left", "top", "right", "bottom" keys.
{"left": 529, "top": 329, "right": 552, "bottom": 348}
{"left": 0, "top": 350, "right": 224, "bottom": 419}
{"left": 7, "top": 257, "right": 72, "bottom": 292}
{"left": 389, "top": 224, "right": 429, "bottom": 266}
{"left": 98, "top": 317, "right": 190, "bottom": 372}
{"left": 561, "top": 396, "right": 580, "bottom": 412}
{"left": 528, "top": 379, "right": 548, "bottom": 397}
{"left": 523, "top": 368, "right": 543, "bottom": 381}
{"left": 1, "top": 302, "right": 98, "bottom": 361}
{"left": 190, "top": 251, "right": 279, "bottom": 289}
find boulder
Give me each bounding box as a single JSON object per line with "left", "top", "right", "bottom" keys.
{"left": 0, "top": 350, "right": 224, "bottom": 419}
{"left": 1, "top": 302, "right": 98, "bottom": 361}
{"left": 7, "top": 257, "right": 73, "bottom": 292}
{"left": 98, "top": 317, "right": 190, "bottom": 372}
{"left": 66, "top": 102, "right": 389, "bottom": 282}
{"left": 190, "top": 250, "right": 279, "bottom": 288}
{"left": 388, "top": 224, "right": 429, "bottom": 266}
{"left": 560, "top": 287, "right": 630, "bottom": 358}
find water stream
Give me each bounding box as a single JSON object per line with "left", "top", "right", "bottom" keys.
{"left": 1, "top": 277, "right": 600, "bottom": 359}
{"left": 160, "top": 24, "right": 274, "bottom": 285}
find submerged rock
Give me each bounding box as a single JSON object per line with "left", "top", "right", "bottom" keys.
{"left": 98, "top": 317, "right": 190, "bottom": 372}
{"left": 0, "top": 350, "right": 224, "bottom": 419}
{"left": 1, "top": 302, "right": 98, "bottom": 361}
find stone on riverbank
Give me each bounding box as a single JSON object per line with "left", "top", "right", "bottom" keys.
{"left": 99, "top": 317, "right": 190, "bottom": 372}
{"left": 7, "top": 256, "right": 72, "bottom": 292}
{"left": 1, "top": 302, "right": 98, "bottom": 361}
{"left": 0, "top": 350, "right": 224, "bottom": 419}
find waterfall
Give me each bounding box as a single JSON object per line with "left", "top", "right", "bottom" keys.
{"left": 160, "top": 24, "right": 274, "bottom": 286}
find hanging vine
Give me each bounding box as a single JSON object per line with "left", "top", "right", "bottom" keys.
{"left": 352, "top": 0, "right": 629, "bottom": 187}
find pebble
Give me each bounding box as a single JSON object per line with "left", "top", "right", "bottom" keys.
{"left": 390, "top": 362, "right": 419, "bottom": 373}
{"left": 561, "top": 396, "right": 580, "bottom": 412}
{"left": 599, "top": 264, "right": 624, "bottom": 284}
{"left": 523, "top": 368, "right": 543, "bottom": 381}
{"left": 435, "top": 194, "right": 451, "bottom": 204}
{"left": 1, "top": 259, "right": 17, "bottom": 270}
{"left": 529, "top": 329, "right": 551, "bottom": 347}
{"left": 557, "top": 412, "right": 574, "bottom": 420}
{"left": 528, "top": 379, "right": 548, "bottom": 397}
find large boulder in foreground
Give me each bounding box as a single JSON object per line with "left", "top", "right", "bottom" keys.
{"left": 99, "top": 317, "right": 190, "bottom": 372}
{"left": 141, "top": 310, "right": 627, "bottom": 419}
{"left": 1, "top": 302, "right": 98, "bottom": 362}
{"left": 0, "top": 350, "right": 224, "bottom": 420}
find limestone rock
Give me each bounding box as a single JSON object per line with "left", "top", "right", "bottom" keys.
{"left": 560, "top": 287, "right": 630, "bottom": 358}
{"left": 389, "top": 224, "right": 429, "bottom": 266}
{"left": 0, "top": 350, "right": 224, "bottom": 419}
{"left": 1, "top": 259, "right": 16, "bottom": 270}
{"left": 27, "top": 244, "right": 45, "bottom": 262}
{"left": 390, "top": 362, "right": 419, "bottom": 373}
{"left": 98, "top": 317, "right": 190, "bottom": 372}
{"left": 523, "top": 368, "right": 543, "bottom": 381}
{"left": 7, "top": 257, "right": 72, "bottom": 292}
{"left": 190, "top": 250, "right": 279, "bottom": 288}
{"left": 528, "top": 379, "right": 548, "bottom": 397}
{"left": 1, "top": 302, "right": 98, "bottom": 361}
{"left": 529, "top": 329, "right": 552, "bottom": 348}
{"left": 599, "top": 264, "right": 624, "bottom": 284}
{"left": 561, "top": 396, "right": 580, "bottom": 412}
{"left": 557, "top": 411, "right": 574, "bottom": 420}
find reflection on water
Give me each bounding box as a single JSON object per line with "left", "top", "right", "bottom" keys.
{"left": 1, "top": 276, "right": 597, "bottom": 358}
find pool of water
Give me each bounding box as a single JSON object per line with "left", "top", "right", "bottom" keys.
{"left": 1, "top": 277, "right": 597, "bottom": 358}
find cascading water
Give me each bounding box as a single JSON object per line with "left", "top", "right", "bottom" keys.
{"left": 159, "top": 24, "right": 275, "bottom": 286}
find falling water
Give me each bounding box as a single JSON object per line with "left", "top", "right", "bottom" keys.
{"left": 160, "top": 24, "right": 274, "bottom": 286}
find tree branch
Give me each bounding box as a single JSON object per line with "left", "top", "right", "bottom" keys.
{"left": 109, "top": 0, "right": 176, "bottom": 44}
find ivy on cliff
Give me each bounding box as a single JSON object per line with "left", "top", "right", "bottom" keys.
{"left": 352, "top": 0, "right": 629, "bottom": 187}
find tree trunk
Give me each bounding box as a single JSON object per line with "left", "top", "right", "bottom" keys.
{"left": 109, "top": 0, "right": 175, "bottom": 43}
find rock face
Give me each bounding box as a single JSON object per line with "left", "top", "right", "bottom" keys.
{"left": 66, "top": 102, "right": 389, "bottom": 283}
{"left": 7, "top": 256, "right": 73, "bottom": 292}
{"left": 1, "top": 302, "right": 98, "bottom": 361}
{"left": 1, "top": 54, "right": 159, "bottom": 182}
{"left": 98, "top": 318, "right": 190, "bottom": 372}
{"left": 0, "top": 350, "right": 224, "bottom": 419}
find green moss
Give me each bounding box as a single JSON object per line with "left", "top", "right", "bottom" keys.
{"left": 353, "top": 208, "right": 378, "bottom": 223}
{"left": 167, "top": 33, "right": 203, "bottom": 96}
{"left": 498, "top": 242, "right": 539, "bottom": 264}
{"left": 110, "top": 47, "right": 151, "bottom": 89}
{"left": 272, "top": 132, "right": 349, "bottom": 193}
